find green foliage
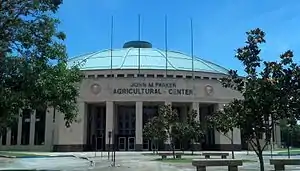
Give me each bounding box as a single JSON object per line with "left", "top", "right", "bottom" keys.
{"left": 280, "top": 119, "right": 300, "bottom": 147}
{"left": 212, "top": 28, "right": 300, "bottom": 171}
{"left": 173, "top": 109, "right": 203, "bottom": 144}
{"left": 143, "top": 105, "right": 203, "bottom": 154}
{"left": 0, "top": 0, "right": 83, "bottom": 129}
{"left": 208, "top": 102, "right": 240, "bottom": 135}
{"left": 143, "top": 115, "right": 167, "bottom": 142}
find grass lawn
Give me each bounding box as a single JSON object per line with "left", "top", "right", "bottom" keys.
{"left": 274, "top": 148, "right": 300, "bottom": 152}
{"left": 142, "top": 153, "right": 201, "bottom": 156}
{"left": 278, "top": 151, "right": 300, "bottom": 155}
{"left": 152, "top": 158, "right": 257, "bottom": 164}
{"left": 0, "top": 151, "right": 47, "bottom": 158}
{"left": 275, "top": 148, "right": 300, "bottom": 155}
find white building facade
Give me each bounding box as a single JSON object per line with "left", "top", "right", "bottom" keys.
{"left": 0, "top": 41, "right": 281, "bottom": 151}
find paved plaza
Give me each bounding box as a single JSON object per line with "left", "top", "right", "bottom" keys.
{"left": 0, "top": 151, "right": 300, "bottom": 171}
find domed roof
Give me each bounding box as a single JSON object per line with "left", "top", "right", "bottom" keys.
{"left": 68, "top": 41, "right": 229, "bottom": 74}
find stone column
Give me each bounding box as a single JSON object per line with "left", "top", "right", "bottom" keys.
{"left": 82, "top": 103, "right": 88, "bottom": 147}
{"left": 191, "top": 102, "right": 201, "bottom": 150}
{"left": 192, "top": 102, "right": 200, "bottom": 121}
{"left": 29, "top": 110, "right": 36, "bottom": 146}
{"left": 17, "top": 110, "right": 22, "bottom": 145}
{"left": 275, "top": 125, "right": 281, "bottom": 148}
{"left": 135, "top": 101, "right": 143, "bottom": 151}
{"left": 6, "top": 129, "right": 11, "bottom": 145}
{"left": 105, "top": 101, "right": 114, "bottom": 150}
{"left": 164, "top": 101, "right": 172, "bottom": 150}
{"left": 214, "top": 103, "right": 241, "bottom": 151}
{"left": 45, "top": 108, "right": 54, "bottom": 148}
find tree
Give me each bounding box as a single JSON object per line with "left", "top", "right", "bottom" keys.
{"left": 184, "top": 109, "right": 203, "bottom": 154}
{"left": 144, "top": 105, "right": 203, "bottom": 157}
{"left": 208, "top": 102, "right": 240, "bottom": 159}
{"left": 212, "top": 28, "right": 300, "bottom": 171}
{"left": 0, "top": 0, "right": 83, "bottom": 130}
{"left": 143, "top": 116, "right": 167, "bottom": 153}
{"left": 143, "top": 105, "right": 178, "bottom": 158}
{"left": 159, "top": 104, "right": 178, "bottom": 158}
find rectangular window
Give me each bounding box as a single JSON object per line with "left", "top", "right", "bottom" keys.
{"left": 1, "top": 129, "right": 7, "bottom": 145}
{"left": 34, "top": 109, "right": 46, "bottom": 145}
{"left": 147, "top": 74, "right": 155, "bottom": 78}
{"left": 127, "top": 74, "right": 135, "bottom": 78}
{"left": 88, "top": 75, "right": 95, "bottom": 78}
{"left": 117, "top": 74, "right": 125, "bottom": 77}
{"left": 10, "top": 120, "right": 18, "bottom": 145}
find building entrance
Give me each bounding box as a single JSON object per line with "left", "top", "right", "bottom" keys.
{"left": 86, "top": 104, "right": 106, "bottom": 151}
{"left": 128, "top": 137, "right": 135, "bottom": 151}
{"left": 142, "top": 106, "right": 159, "bottom": 151}
{"left": 118, "top": 137, "right": 126, "bottom": 150}
{"left": 117, "top": 105, "right": 136, "bottom": 151}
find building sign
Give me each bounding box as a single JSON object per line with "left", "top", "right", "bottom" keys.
{"left": 113, "top": 82, "right": 193, "bottom": 95}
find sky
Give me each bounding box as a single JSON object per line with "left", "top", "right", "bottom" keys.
{"left": 57, "top": 0, "right": 300, "bottom": 73}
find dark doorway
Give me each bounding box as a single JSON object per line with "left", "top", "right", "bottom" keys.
{"left": 86, "top": 104, "right": 106, "bottom": 151}
{"left": 117, "top": 105, "right": 135, "bottom": 151}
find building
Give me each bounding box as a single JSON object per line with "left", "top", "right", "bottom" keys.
{"left": 0, "top": 41, "right": 281, "bottom": 151}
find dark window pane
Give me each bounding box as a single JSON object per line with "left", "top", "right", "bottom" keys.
{"left": 10, "top": 120, "right": 18, "bottom": 145}
{"left": 21, "top": 109, "right": 31, "bottom": 145}
{"left": 34, "top": 109, "right": 46, "bottom": 145}
{"left": 1, "top": 129, "right": 7, "bottom": 145}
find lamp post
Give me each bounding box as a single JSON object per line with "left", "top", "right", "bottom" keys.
{"left": 108, "top": 131, "right": 112, "bottom": 160}
{"left": 95, "top": 136, "right": 97, "bottom": 157}
{"left": 111, "top": 131, "right": 116, "bottom": 167}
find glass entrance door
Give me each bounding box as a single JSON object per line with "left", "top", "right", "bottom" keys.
{"left": 143, "top": 139, "right": 149, "bottom": 150}
{"left": 118, "top": 137, "right": 126, "bottom": 151}
{"left": 128, "top": 137, "right": 135, "bottom": 151}
{"left": 96, "top": 137, "right": 103, "bottom": 150}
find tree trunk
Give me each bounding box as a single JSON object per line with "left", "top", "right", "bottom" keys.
{"left": 170, "top": 142, "right": 175, "bottom": 159}
{"left": 231, "top": 131, "right": 235, "bottom": 159}
{"left": 156, "top": 140, "right": 158, "bottom": 153}
{"left": 191, "top": 140, "right": 194, "bottom": 155}
{"left": 254, "top": 137, "right": 265, "bottom": 171}
{"left": 152, "top": 140, "right": 155, "bottom": 154}
{"left": 258, "top": 151, "right": 265, "bottom": 171}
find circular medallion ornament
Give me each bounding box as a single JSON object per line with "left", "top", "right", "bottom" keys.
{"left": 91, "top": 84, "right": 101, "bottom": 95}
{"left": 205, "top": 85, "right": 214, "bottom": 96}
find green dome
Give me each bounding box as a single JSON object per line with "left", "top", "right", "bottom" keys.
{"left": 68, "top": 41, "right": 229, "bottom": 74}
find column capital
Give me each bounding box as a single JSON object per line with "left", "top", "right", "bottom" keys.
{"left": 164, "top": 101, "right": 172, "bottom": 106}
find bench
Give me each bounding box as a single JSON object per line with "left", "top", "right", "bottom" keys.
{"left": 270, "top": 158, "right": 300, "bottom": 171}
{"left": 158, "top": 152, "right": 183, "bottom": 159}
{"left": 192, "top": 159, "right": 243, "bottom": 171}
{"left": 202, "top": 152, "right": 229, "bottom": 159}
